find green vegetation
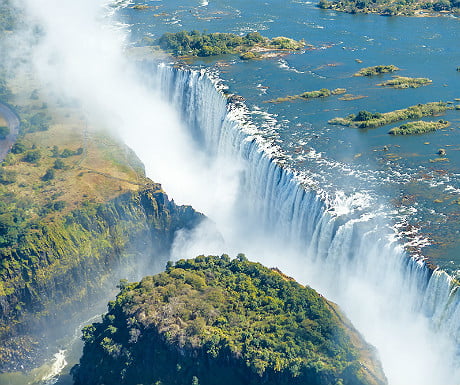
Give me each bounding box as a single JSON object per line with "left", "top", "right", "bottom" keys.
{"left": 329, "top": 102, "right": 452, "bottom": 129}
{"left": 157, "top": 30, "right": 305, "bottom": 57}
{"left": 22, "top": 149, "right": 41, "bottom": 163}
{"left": 10, "top": 142, "right": 25, "bottom": 154}
{"left": 73, "top": 255, "right": 386, "bottom": 385}
{"left": 41, "top": 168, "right": 55, "bottom": 181}
{"left": 388, "top": 120, "right": 449, "bottom": 135}
{"left": 338, "top": 94, "right": 367, "bottom": 101}
{"left": 267, "top": 88, "right": 346, "bottom": 103}
{"left": 0, "top": 169, "right": 16, "bottom": 185}
{"left": 53, "top": 158, "right": 65, "bottom": 169}
{"left": 354, "top": 65, "right": 399, "bottom": 77}
{"left": 28, "top": 112, "right": 51, "bottom": 132}
{"left": 302, "top": 88, "right": 332, "bottom": 98}
{"left": 270, "top": 36, "right": 305, "bottom": 50}
{"left": 240, "top": 51, "right": 259, "bottom": 60}
{"left": 378, "top": 76, "right": 432, "bottom": 89}
{"left": 0, "top": 77, "right": 202, "bottom": 370}
{"left": 318, "top": 0, "right": 460, "bottom": 16}
{"left": 0, "top": 126, "right": 9, "bottom": 139}
{"left": 132, "top": 4, "right": 149, "bottom": 10}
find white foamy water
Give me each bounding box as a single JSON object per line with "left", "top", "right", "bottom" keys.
{"left": 138, "top": 65, "right": 460, "bottom": 385}
{"left": 40, "top": 351, "right": 67, "bottom": 385}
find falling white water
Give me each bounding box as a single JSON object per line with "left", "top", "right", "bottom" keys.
{"left": 148, "top": 66, "right": 460, "bottom": 385}
{"left": 9, "top": 0, "right": 460, "bottom": 384}
{"left": 40, "top": 351, "right": 67, "bottom": 385}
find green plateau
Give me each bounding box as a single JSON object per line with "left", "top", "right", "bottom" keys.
{"left": 73, "top": 255, "right": 387, "bottom": 385}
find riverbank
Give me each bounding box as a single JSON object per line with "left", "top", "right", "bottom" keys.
{"left": 317, "top": 0, "right": 460, "bottom": 17}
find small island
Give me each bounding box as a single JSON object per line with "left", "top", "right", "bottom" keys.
{"left": 72, "top": 255, "right": 387, "bottom": 385}
{"left": 267, "top": 88, "right": 346, "bottom": 103}
{"left": 157, "top": 30, "right": 306, "bottom": 58}
{"left": 378, "top": 76, "right": 432, "bottom": 89}
{"left": 318, "top": 0, "right": 460, "bottom": 16}
{"left": 354, "top": 65, "right": 399, "bottom": 77}
{"left": 388, "top": 120, "right": 450, "bottom": 135}
{"left": 329, "top": 102, "right": 452, "bottom": 129}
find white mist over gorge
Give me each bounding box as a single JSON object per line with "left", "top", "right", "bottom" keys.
{"left": 5, "top": 0, "right": 460, "bottom": 384}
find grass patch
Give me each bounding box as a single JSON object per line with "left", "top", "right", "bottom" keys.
{"left": 329, "top": 101, "right": 453, "bottom": 129}
{"left": 0, "top": 103, "right": 150, "bottom": 228}
{"left": 378, "top": 76, "right": 432, "bottom": 89}
{"left": 388, "top": 120, "right": 449, "bottom": 135}
{"left": 338, "top": 94, "right": 367, "bottom": 101}
{"left": 267, "top": 88, "right": 347, "bottom": 103}
{"left": 354, "top": 65, "right": 399, "bottom": 77}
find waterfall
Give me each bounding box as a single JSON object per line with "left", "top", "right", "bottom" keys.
{"left": 140, "top": 63, "right": 460, "bottom": 385}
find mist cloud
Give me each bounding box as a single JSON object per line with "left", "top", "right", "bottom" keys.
{"left": 5, "top": 1, "right": 460, "bottom": 384}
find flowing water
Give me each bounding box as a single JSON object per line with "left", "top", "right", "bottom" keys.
{"left": 2, "top": 0, "right": 460, "bottom": 384}
{"left": 139, "top": 64, "right": 460, "bottom": 385}
{"left": 120, "top": 0, "right": 460, "bottom": 275}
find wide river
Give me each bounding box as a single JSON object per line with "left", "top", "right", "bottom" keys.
{"left": 120, "top": 0, "right": 460, "bottom": 275}
{"left": 1, "top": 1, "right": 459, "bottom": 384}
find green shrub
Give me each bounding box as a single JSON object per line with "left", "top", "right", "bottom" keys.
{"left": 11, "top": 142, "right": 26, "bottom": 154}
{"left": 378, "top": 76, "right": 432, "bottom": 89}
{"left": 60, "top": 147, "right": 83, "bottom": 158}
{"left": 22, "top": 150, "right": 41, "bottom": 163}
{"left": 42, "top": 168, "right": 55, "bottom": 181}
{"left": 53, "top": 158, "right": 65, "bottom": 169}
{"left": 269, "top": 37, "right": 301, "bottom": 50}
{"left": 29, "top": 112, "right": 51, "bottom": 132}
{"left": 388, "top": 120, "right": 449, "bottom": 135}
{"left": 329, "top": 102, "right": 451, "bottom": 128}
{"left": 354, "top": 65, "right": 400, "bottom": 77}
{"left": 354, "top": 110, "right": 383, "bottom": 121}
{"left": 0, "top": 169, "right": 17, "bottom": 185}
{"left": 240, "top": 52, "right": 259, "bottom": 60}
{"left": 300, "top": 88, "right": 331, "bottom": 98}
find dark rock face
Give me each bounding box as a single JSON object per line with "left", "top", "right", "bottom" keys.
{"left": 0, "top": 185, "right": 203, "bottom": 371}
{"left": 73, "top": 256, "right": 387, "bottom": 385}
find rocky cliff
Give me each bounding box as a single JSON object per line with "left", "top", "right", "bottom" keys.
{"left": 0, "top": 185, "right": 202, "bottom": 371}
{"left": 0, "top": 82, "right": 203, "bottom": 370}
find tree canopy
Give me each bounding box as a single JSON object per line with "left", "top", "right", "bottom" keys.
{"left": 73, "top": 255, "right": 386, "bottom": 385}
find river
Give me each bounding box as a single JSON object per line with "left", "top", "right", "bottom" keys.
{"left": 119, "top": 0, "right": 460, "bottom": 275}
{"left": 1, "top": 0, "right": 459, "bottom": 384}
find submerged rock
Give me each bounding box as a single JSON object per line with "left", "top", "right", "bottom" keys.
{"left": 73, "top": 255, "right": 387, "bottom": 385}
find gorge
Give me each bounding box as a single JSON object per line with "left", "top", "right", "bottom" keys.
{"left": 0, "top": 0, "right": 460, "bottom": 384}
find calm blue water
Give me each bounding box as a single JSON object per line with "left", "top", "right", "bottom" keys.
{"left": 118, "top": 0, "right": 460, "bottom": 273}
